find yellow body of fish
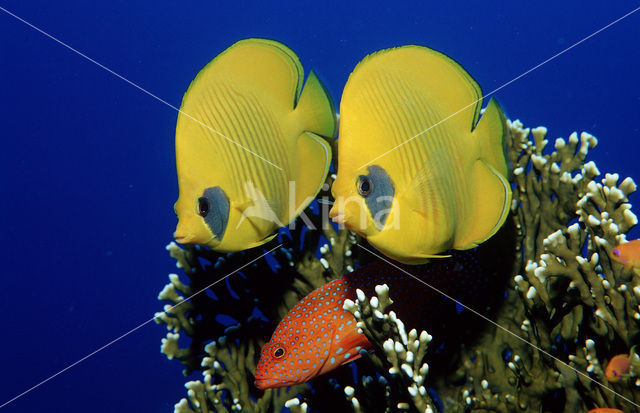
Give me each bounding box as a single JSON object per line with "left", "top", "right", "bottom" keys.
{"left": 330, "top": 45, "right": 511, "bottom": 264}
{"left": 174, "top": 38, "right": 337, "bottom": 252}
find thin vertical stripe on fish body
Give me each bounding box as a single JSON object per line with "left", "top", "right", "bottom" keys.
{"left": 330, "top": 45, "right": 512, "bottom": 264}
{"left": 174, "top": 38, "right": 337, "bottom": 252}
{"left": 255, "top": 250, "right": 486, "bottom": 389}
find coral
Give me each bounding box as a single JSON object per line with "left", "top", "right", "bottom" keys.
{"left": 430, "top": 121, "right": 639, "bottom": 413}
{"left": 155, "top": 186, "right": 367, "bottom": 412}
{"left": 343, "top": 285, "right": 436, "bottom": 413}
{"left": 157, "top": 120, "right": 640, "bottom": 412}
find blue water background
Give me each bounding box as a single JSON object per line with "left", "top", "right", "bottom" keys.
{"left": 1, "top": 1, "right": 639, "bottom": 412}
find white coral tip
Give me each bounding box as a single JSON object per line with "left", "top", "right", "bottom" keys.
{"left": 344, "top": 386, "right": 355, "bottom": 397}
{"left": 526, "top": 286, "right": 537, "bottom": 300}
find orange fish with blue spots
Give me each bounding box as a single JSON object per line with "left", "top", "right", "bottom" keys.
{"left": 255, "top": 251, "right": 488, "bottom": 389}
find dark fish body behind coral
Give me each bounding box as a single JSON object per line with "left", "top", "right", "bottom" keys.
{"left": 255, "top": 250, "right": 495, "bottom": 389}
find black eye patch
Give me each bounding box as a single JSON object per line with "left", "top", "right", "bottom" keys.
{"left": 200, "top": 186, "right": 230, "bottom": 240}
{"left": 361, "top": 165, "right": 395, "bottom": 230}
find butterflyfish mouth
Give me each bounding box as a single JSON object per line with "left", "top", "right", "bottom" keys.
{"left": 331, "top": 214, "right": 346, "bottom": 225}
{"left": 329, "top": 205, "right": 344, "bottom": 222}
{"left": 173, "top": 232, "right": 192, "bottom": 244}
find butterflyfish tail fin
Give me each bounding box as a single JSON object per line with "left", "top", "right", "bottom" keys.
{"left": 473, "top": 98, "right": 511, "bottom": 179}
{"left": 287, "top": 132, "right": 332, "bottom": 222}
{"left": 455, "top": 159, "right": 511, "bottom": 250}
{"left": 295, "top": 70, "right": 338, "bottom": 138}
{"left": 454, "top": 98, "right": 512, "bottom": 250}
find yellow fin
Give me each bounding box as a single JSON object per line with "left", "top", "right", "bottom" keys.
{"left": 348, "top": 45, "right": 483, "bottom": 132}
{"left": 247, "top": 38, "right": 304, "bottom": 95}
{"left": 188, "top": 38, "right": 303, "bottom": 112}
{"left": 472, "top": 98, "right": 510, "bottom": 179}
{"left": 288, "top": 132, "right": 332, "bottom": 221}
{"left": 295, "top": 71, "right": 338, "bottom": 138}
{"left": 402, "top": 45, "right": 483, "bottom": 129}
{"left": 242, "top": 233, "right": 278, "bottom": 250}
{"left": 455, "top": 159, "right": 511, "bottom": 250}
{"left": 386, "top": 253, "right": 451, "bottom": 265}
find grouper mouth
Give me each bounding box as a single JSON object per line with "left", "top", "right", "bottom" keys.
{"left": 254, "top": 376, "right": 299, "bottom": 390}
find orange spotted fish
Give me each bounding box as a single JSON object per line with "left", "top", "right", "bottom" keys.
{"left": 605, "top": 345, "right": 638, "bottom": 382}
{"left": 587, "top": 409, "right": 623, "bottom": 413}
{"left": 255, "top": 251, "right": 487, "bottom": 389}
{"left": 609, "top": 239, "right": 640, "bottom": 275}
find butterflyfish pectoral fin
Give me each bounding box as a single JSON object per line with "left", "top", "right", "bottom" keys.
{"left": 235, "top": 197, "right": 283, "bottom": 237}
{"left": 287, "top": 132, "right": 332, "bottom": 221}
{"left": 403, "top": 147, "right": 449, "bottom": 216}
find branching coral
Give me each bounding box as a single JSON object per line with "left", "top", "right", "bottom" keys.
{"left": 155, "top": 190, "right": 365, "bottom": 412}
{"left": 157, "top": 120, "right": 639, "bottom": 413}
{"left": 343, "top": 285, "right": 436, "bottom": 413}
{"left": 435, "top": 121, "right": 639, "bottom": 413}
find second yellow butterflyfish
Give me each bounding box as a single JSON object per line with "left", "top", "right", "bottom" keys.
{"left": 330, "top": 45, "right": 511, "bottom": 264}
{"left": 174, "top": 38, "right": 337, "bottom": 252}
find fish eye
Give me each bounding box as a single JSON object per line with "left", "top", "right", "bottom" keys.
{"left": 197, "top": 197, "right": 210, "bottom": 217}
{"left": 612, "top": 249, "right": 620, "bottom": 257}
{"left": 358, "top": 176, "right": 372, "bottom": 197}
{"left": 273, "top": 347, "right": 285, "bottom": 359}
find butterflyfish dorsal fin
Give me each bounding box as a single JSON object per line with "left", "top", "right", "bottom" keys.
{"left": 187, "top": 38, "right": 304, "bottom": 117}
{"left": 348, "top": 45, "right": 483, "bottom": 133}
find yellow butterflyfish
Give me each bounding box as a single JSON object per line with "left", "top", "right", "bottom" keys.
{"left": 174, "top": 38, "right": 336, "bottom": 252}
{"left": 330, "top": 45, "right": 511, "bottom": 264}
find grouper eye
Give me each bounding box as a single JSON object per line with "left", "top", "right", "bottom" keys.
{"left": 197, "top": 197, "right": 210, "bottom": 217}
{"left": 358, "top": 176, "right": 372, "bottom": 197}
{"left": 612, "top": 249, "right": 621, "bottom": 257}
{"left": 273, "top": 347, "right": 285, "bottom": 358}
